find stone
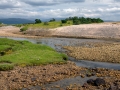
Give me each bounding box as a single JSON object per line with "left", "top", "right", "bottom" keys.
{"left": 82, "top": 83, "right": 89, "bottom": 88}
{"left": 12, "top": 78, "right": 19, "bottom": 82}
{"left": 108, "top": 84, "right": 118, "bottom": 90}
{"left": 31, "top": 77, "right": 37, "bottom": 82}
{"left": 94, "top": 78, "right": 105, "bottom": 86}
{"left": 87, "top": 79, "right": 95, "bottom": 85}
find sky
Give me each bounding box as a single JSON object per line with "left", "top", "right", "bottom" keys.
{"left": 0, "top": 0, "right": 120, "bottom": 21}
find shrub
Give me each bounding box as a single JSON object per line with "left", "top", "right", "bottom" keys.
{"left": 20, "top": 26, "right": 28, "bottom": 32}
{"left": 15, "top": 24, "right": 22, "bottom": 27}
{"left": 35, "top": 19, "right": 42, "bottom": 24}
{"left": 44, "top": 22, "right": 49, "bottom": 25}
{"left": 73, "top": 20, "right": 81, "bottom": 25}
{"left": 61, "top": 20, "right": 67, "bottom": 23}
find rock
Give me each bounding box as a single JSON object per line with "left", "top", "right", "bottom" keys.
{"left": 108, "top": 84, "right": 119, "bottom": 90}
{"left": 82, "top": 83, "right": 89, "bottom": 88}
{"left": 12, "top": 78, "right": 19, "bottom": 82}
{"left": 31, "top": 77, "right": 37, "bottom": 82}
{"left": 21, "top": 80, "right": 26, "bottom": 82}
{"left": 87, "top": 78, "right": 105, "bottom": 86}
{"left": 86, "top": 73, "right": 92, "bottom": 77}
{"left": 94, "top": 78, "right": 105, "bottom": 86}
{"left": 87, "top": 79, "right": 95, "bottom": 85}
{"left": 43, "top": 68, "right": 46, "bottom": 70}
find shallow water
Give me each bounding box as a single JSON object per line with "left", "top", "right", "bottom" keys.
{"left": 22, "top": 76, "right": 97, "bottom": 90}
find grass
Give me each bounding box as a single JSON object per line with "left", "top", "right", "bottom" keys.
{"left": 20, "top": 26, "right": 28, "bottom": 32}
{"left": 64, "top": 42, "right": 120, "bottom": 63}
{"left": 0, "top": 38, "right": 67, "bottom": 70}
{"left": 0, "top": 23, "right": 5, "bottom": 27}
{"left": 16, "top": 21, "right": 73, "bottom": 30}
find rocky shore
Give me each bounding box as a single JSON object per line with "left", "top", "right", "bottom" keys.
{"left": 64, "top": 42, "right": 120, "bottom": 63}
{"left": 0, "top": 61, "right": 120, "bottom": 90}
{"left": 0, "top": 61, "right": 83, "bottom": 90}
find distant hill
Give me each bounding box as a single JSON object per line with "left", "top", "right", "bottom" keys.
{"left": 0, "top": 18, "right": 34, "bottom": 24}
{"left": 104, "top": 20, "right": 114, "bottom": 22}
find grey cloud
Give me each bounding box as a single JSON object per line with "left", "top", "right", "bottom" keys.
{"left": 0, "top": 4, "right": 16, "bottom": 9}
{"left": 21, "top": 0, "right": 85, "bottom": 6}
{"left": 0, "top": 0, "right": 22, "bottom": 9}
{"left": 114, "top": 0, "right": 120, "bottom": 2}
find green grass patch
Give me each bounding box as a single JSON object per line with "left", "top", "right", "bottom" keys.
{"left": 0, "top": 45, "right": 11, "bottom": 51}
{"left": 0, "top": 38, "right": 67, "bottom": 70}
{"left": 20, "top": 26, "right": 28, "bottom": 32}
{"left": 0, "top": 64, "right": 14, "bottom": 71}
{"left": 21, "top": 21, "right": 72, "bottom": 29}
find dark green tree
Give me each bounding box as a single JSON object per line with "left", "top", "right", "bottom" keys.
{"left": 73, "top": 19, "right": 81, "bottom": 25}
{"left": 61, "top": 20, "right": 67, "bottom": 23}
{"left": 49, "top": 18, "right": 55, "bottom": 22}
{"left": 35, "top": 19, "right": 42, "bottom": 24}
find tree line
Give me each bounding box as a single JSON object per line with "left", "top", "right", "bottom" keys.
{"left": 35, "top": 16, "right": 104, "bottom": 25}
{"left": 62, "top": 16, "right": 104, "bottom": 25}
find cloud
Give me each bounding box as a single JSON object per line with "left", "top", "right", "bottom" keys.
{"left": 114, "top": 0, "right": 120, "bottom": 2}
{"left": 22, "top": 0, "right": 85, "bottom": 6}
{"left": 0, "top": 0, "right": 119, "bottom": 21}
{"left": 0, "top": 0, "right": 22, "bottom": 9}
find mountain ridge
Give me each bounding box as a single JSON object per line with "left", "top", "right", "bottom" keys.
{"left": 0, "top": 18, "right": 34, "bottom": 24}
